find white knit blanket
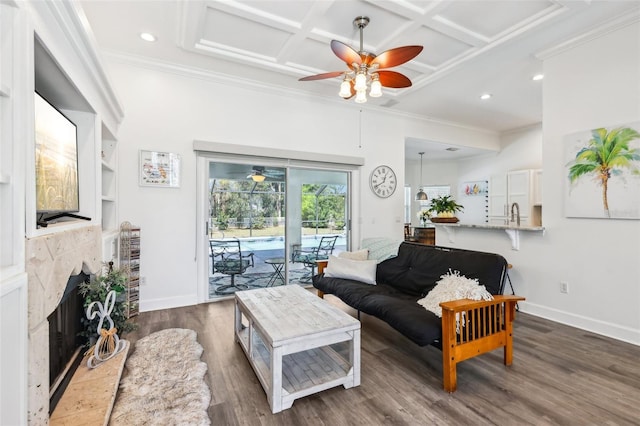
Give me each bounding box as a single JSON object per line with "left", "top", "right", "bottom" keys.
{"left": 417, "top": 270, "right": 493, "bottom": 330}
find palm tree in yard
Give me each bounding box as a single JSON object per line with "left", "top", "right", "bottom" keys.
{"left": 567, "top": 126, "right": 640, "bottom": 217}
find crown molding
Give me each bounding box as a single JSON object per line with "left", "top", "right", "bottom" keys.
{"left": 28, "top": 0, "right": 124, "bottom": 133}
{"left": 536, "top": 9, "right": 640, "bottom": 60}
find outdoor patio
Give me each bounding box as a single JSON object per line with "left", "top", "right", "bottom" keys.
{"left": 208, "top": 234, "right": 346, "bottom": 298}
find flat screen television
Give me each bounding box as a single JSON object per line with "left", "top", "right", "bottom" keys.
{"left": 34, "top": 91, "right": 80, "bottom": 218}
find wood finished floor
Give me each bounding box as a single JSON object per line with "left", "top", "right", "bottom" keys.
{"left": 124, "top": 291, "right": 640, "bottom": 425}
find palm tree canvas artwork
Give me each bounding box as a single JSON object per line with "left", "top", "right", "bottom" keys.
{"left": 565, "top": 122, "right": 640, "bottom": 219}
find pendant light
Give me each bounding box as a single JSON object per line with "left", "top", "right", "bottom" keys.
{"left": 416, "top": 152, "right": 428, "bottom": 201}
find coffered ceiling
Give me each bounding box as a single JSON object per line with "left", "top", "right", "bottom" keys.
{"left": 81, "top": 0, "right": 639, "bottom": 156}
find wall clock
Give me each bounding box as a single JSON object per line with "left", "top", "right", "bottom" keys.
{"left": 369, "top": 165, "right": 397, "bottom": 198}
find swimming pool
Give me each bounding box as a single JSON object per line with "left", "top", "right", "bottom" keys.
{"left": 238, "top": 234, "right": 347, "bottom": 252}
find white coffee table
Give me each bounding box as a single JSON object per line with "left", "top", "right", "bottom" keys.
{"left": 234, "top": 285, "right": 361, "bottom": 413}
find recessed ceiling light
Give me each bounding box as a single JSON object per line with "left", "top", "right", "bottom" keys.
{"left": 480, "top": 93, "right": 492, "bottom": 100}
{"left": 140, "top": 32, "right": 157, "bottom": 42}
{"left": 532, "top": 74, "right": 544, "bottom": 81}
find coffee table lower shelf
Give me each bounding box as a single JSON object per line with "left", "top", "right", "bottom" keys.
{"left": 236, "top": 326, "right": 357, "bottom": 413}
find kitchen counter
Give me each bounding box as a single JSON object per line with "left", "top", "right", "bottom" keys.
{"left": 431, "top": 222, "right": 545, "bottom": 250}
{"left": 440, "top": 223, "right": 544, "bottom": 231}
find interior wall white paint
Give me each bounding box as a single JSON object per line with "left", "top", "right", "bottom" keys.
{"left": 434, "top": 24, "right": 640, "bottom": 344}
{"left": 106, "top": 60, "right": 499, "bottom": 311}
{"left": 539, "top": 21, "right": 640, "bottom": 343}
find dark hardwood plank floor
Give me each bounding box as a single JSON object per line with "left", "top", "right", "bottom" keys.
{"left": 123, "top": 291, "right": 640, "bottom": 425}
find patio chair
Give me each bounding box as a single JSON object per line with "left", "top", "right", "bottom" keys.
{"left": 210, "top": 239, "right": 255, "bottom": 294}
{"left": 291, "top": 235, "right": 339, "bottom": 282}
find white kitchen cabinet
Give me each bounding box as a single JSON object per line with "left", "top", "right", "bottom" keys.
{"left": 533, "top": 169, "right": 543, "bottom": 206}
{"left": 488, "top": 174, "right": 508, "bottom": 225}
{"left": 489, "top": 169, "right": 541, "bottom": 226}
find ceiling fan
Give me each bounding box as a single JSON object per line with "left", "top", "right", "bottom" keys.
{"left": 299, "top": 16, "right": 423, "bottom": 103}
{"left": 247, "top": 166, "right": 284, "bottom": 182}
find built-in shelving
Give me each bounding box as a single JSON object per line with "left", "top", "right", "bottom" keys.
{"left": 101, "top": 123, "right": 118, "bottom": 234}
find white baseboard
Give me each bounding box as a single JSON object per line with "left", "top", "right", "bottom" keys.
{"left": 520, "top": 302, "right": 640, "bottom": 346}
{"left": 139, "top": 294, "right": 198, "bottom": 312}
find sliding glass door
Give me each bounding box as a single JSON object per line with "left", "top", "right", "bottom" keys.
{"left": 199, "top": 157, "right": 350, "bottom": 301}
{"left": 287, "top": 168, "right": 348, "bottom": 284}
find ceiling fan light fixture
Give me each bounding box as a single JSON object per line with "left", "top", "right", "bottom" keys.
{"left": 299, "top": 16, "right": 422, "bottom": 104}
{"left": 339, "top": 79, "right": 351, "bottom": 98}
{"left": 370, "top": 78, "right": 382, "bottom": 97}
{"left": 354, "top": 72, "right": 367, "bottom": 92}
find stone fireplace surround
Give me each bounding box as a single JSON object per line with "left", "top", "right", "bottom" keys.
{"left": 26, "top": 225, "right": 102, "bottom": 425}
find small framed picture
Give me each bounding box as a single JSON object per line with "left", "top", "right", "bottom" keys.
{"left": 139, "top": 150, "right": 180, "bottom": 188}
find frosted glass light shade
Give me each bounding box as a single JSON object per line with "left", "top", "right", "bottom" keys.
{"left": 355, "top": 89, "right": 367, "bottom": 103}
{"left": 370, "top": 79, "right": 382, "bottom": 97}
{"left": 354, "top": 72, "right": 367, "bottom": 91}
{"left": 339, "top": 80, "right": 351, "bottom": 98}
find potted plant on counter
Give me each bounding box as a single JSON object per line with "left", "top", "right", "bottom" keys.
{"left": 429, "top": 195, "right": 464, "bottom": 223}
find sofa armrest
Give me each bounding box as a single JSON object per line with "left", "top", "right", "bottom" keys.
{"left": 439, "top": 295, "right": 525, "bottom": 392}
{"left": 314, "top": 260, "right": 329, "bottom": 298}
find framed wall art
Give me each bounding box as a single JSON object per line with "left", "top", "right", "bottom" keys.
{"left": 564, "top": 122, "right": 640, "bottom": 219}
{"left": 461, "top": 180, "right": 488, "bottom": 196}
{"left": 139, "top": 150, "right": 181, "bottom": 188}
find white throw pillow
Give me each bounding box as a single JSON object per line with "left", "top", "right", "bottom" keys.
{"left": 324, "top": 255, "right": 377, "bottom": 285}
{"left": 417, "top": 270, "right": 493, "bottom": 318}
{"left": 338, "top": 249, "right": 369, "bottom": 261}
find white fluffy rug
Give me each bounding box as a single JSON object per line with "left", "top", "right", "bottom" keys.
{"left": 110, "top": 328, "right": 211, "bottom": 425}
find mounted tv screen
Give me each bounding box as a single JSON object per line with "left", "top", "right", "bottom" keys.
{"left": 34, "top": 92, "right": 79, "bottom": 214}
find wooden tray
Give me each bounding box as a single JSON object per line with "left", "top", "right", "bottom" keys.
{"left": 430, "top": 217, "right": 459, "bottom": 223}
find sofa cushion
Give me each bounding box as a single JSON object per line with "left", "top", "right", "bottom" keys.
{"left": 361, "top": 237, "right": 402, "bottom": 263}
{"left": 324, "top": 255, "right": 377, "bottom": 285}
{"left": 338, "top": 249, "right": 369, "bottom": 260}
{"left": 376, "top": 242, "right": 507, "bottom": 297}
{"left": 312, "top": 276, "right": 442, "bottom": 346}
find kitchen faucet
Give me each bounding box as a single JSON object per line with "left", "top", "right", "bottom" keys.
{"left": 511, "top": 202, "right": 520, "bottom": 226}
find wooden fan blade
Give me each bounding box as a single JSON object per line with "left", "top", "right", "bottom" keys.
{"left": 299, "top": 71, "right": 344, "bottom": 81}
{"left": 331, "top": 40, "right": 362, "bottom": 66}
{"left": 378, "top": 71, "right": 412, "bottom": 88}
{"left": 372, "top": 46, "right": 423, "bottom": 69}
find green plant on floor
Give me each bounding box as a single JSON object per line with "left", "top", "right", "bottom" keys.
{"left": 78, "top": 262, "right": 137, "bottom": 346}
{"left": 429, "top": 195, "right": 464, "bottom": 217}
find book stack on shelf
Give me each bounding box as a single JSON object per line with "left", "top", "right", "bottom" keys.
{"left": 119, "top": 221, "right": 140, "bottom": 318}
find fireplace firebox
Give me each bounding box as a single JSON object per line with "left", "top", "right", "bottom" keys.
{"left": 48, "top": 271, "right": 90, "bottom": 413}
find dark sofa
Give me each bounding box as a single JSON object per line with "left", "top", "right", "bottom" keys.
{"left": 312, "top": 242, "right": 524, "bottom": 392}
